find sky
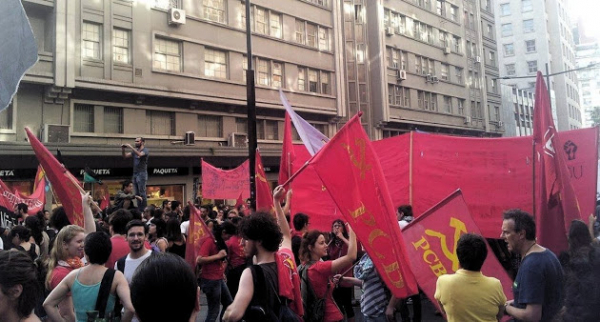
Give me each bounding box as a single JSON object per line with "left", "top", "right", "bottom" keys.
{"left": 568, "top": 0, "right": 600, "bottom": 41}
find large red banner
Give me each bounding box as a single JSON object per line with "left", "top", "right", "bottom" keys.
{"left": 309, "top": 114, "right": 418, "bottom": 298}
{"left": 0, "top": 179, "right": 45, "bottom": 215}
{"left": 402, "top": 190, "right": 513, "bottom": 314}
{"left": 201, "top": 159, "right": 250, "bottom": 200}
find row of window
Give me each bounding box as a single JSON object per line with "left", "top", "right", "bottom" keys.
{"left": 387, "top": 84, "right": 467, "bottom": 115}
{"left": 503, "top": 40, "right": 536, "bottom": 56}
{"left": 409, "top": 0, "right": 460, "bottom": 22}
{"left": 504, "top": 60, "right": 538, "bottom": 76}
{"left": 386, "top": 47, "right": 464, "bottom": 84}
{"left": 499, "top": 0, "right": 532, "bottom": 16}
{"left": 501, "top": 19, "right": 535, "bottom": 37}
{"left": 568, "top": 104, "right": 581, "bottom": 123}
{"left": 384, "top": 9, "right": 462, "bottom": 53}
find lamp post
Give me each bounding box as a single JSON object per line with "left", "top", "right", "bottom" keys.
{"left": 245, "top": 0, "right": 257, "bottom": 211}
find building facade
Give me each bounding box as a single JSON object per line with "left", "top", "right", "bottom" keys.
{"left": 575, "top": 42, "right": 600, "bottom": 127}
{"left": 1, "top": 0, "right": 503, "bottom": 205}
{"left": 494, "top": 0, "right": 582, "bottom": 131}
{"left": 500, "top": 84, "right": 535, "bottom": 136}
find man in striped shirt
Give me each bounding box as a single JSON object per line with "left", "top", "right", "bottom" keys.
{"left": 334, "top": 253, "right": 398, "bottom": 322}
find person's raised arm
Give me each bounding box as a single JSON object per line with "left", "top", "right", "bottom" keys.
{"left": 121, "top": 144, "right": 132, "bottom": 158}
{"left": 588, "top": 214, "right": 597, "bottom": 240}
{"left": 282, "top": 189, "right": 292, "bottom": 217}
{"left": 273, "top": 185, "right": 291, "bottom": 250}
{"left": 83, "top": 193, "right": 97, "bottom": 235}
{"left": 330, "top": 223, "right": 357, "bottom": 273}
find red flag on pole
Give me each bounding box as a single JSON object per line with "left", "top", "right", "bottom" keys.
{"left": 100, "top": 190, "right": 111, "bottom": 211}
{"left": 533, "top": 72, "right": 582, "bottom": 254}
{"left": 278, "top": 112, "right": 296, "bottom": 185}
{"left": 401, "top": 190, "right": 513, "bottom": 315}
{"left": 308, "top": 113, "right": 418, "bottom": 298}
{"left": 185, "top": 201, "right": 215, "bottom": 268}
{"left": 201, "top": 159, "right": 250, "bottom": 199}
{"left": 234, "top": 191, "right": 244, "bottom": 209}
{"left": 256, "top": 149, "right": 274, "bottom": 212}
{"left": 25, "top": 128, "right": 85, "bottom": 227}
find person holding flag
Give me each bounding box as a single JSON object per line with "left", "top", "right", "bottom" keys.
{"left": 121, "top": 137, "right": 149, "bottom": 212}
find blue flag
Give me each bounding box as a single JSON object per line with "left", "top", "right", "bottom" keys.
{"left": 0, "top": 0, "right": 38, "bottom": 110}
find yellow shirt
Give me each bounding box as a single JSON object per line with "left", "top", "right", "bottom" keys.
{"left": 434, "top": 269, "right": 506, "bottom": 322}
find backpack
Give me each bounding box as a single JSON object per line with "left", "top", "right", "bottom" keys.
{"left": 244, "top": 264, "right": 300, "bottom": 322}
{"left": 298, "top": 262, "right": 327, "bottom": 322}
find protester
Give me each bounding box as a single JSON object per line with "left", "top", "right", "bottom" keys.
{"left": 291, "top": 213, "right": 310, "bottom": 266}
{"left": 121, "top": 137, "right": 149, "bottom": 211}
{"left": 396, "top": 204, "right": 422, "bottom": 322}
{"left": 328, "top": 219, "right": 355, "bottom": 322}
{"left": 114, "top": 180, "right": 142, "bottom": 211}
{"left": 501, "top": 209, "right": 563, "bottom": 321}
{"left": 106, "top": 209, "right": 134, "bottom": 269}
{"left": 0, "top": 251, "right": 42, "bottom": 322}
{"left": 180, "top": 205, "right": 191, "bottom": 236}
{"left": 130, "top": 253, "right": 200, "bottom": 322}
{"left": 26, "top": 213, "right": 50, "bottom": 261}
{"left": 166, "top": 217, "right": 186, "bottom": 258}
{"left": 148, "top": 217, "right": 168, "bottom": 252}
{"left": 48, "top": 207, "right": 71, "bottom": 248}
{"left": 10, "top": 226, "right": 40, "bottom": 261}
{"left": 44, "top": 231, "right": 134, "bottom": 322}
{"left": 299, "top": 220, "right": 357, "bottom": 321}
{"left": 226, "top": 209, "right": 238, "bottom": 220}
{"left": 16, "top": 203, "right": 29, "bottom": 223}
{"left": 434, "top": 233, "right": 506, "bottom": 321}
{"left": 142, "top": 205, "right": 154, "bottom": 224}
{"left": 558, "top": 219, "right": 600, "bottom": 321}
{"left": 224, "top": 220, "right": 246, "bottom": 298}
{"left": 223, "top": 186, "right": 303, "bottom": 322}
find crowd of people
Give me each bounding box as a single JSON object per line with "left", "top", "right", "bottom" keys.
{"left": 2, "top": 183, "right": 600, "bottom": 322}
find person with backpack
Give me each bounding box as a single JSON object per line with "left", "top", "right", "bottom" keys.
{"left": 223, "top": 186, "right": 303, "bottom": 322}
{"left": 299, "top": 221, "right": 357, "bottom": 322}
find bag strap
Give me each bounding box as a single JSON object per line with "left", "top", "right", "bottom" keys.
{"left": 95, "top": 269, "right": 116, "bottom": 319}
{"left": 250, "top": 265, "right": 270, "bottom": 308}
{"left": 300, "top": 262, "right": 323, "bottom": 301}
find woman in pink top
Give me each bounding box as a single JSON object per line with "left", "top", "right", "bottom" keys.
{"left": 300, "top": 224, "right": 357, "bottom": 322}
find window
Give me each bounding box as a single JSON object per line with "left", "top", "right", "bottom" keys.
{"left": 0, "top": 102, "right": 14, "bottom": 130}
{"left": 415, "top": 55, "right": 422, "bottom": 74}
{"left": 321, "top": 72, "right": 330, "bottom": 94}
{"left": 439, "top": 31, "right": 447, "bottom": 48}
{"left": 458, "top": 99, "right": 465, "bottom": 115}
{"left": 306, "top": 0, "right": 328, "bottom": 6}
{"left": 430, "top": 94, "right": 437, "bottom": 111}
{"left": 506, "top": 64, "right": 516, "bottom": 75}
{"left": 104, "top": 107, "right": 123, "bottom": 134}
{"left": 308, "top": 69, "right": 318, "bottom": 92}
{"left": 270, "top": 12, "right": 282, "bottom": 38}
{"left": 319, "top": 28, "right": 329, "bottom": 51}
{"left": 204, "top": 48, "right": 227, "bottom": 79}
{"left": 146, "top": 110, "right": 175, "bottom": 135}
{"left": 154, "top": 38, "right": 181, "bottom": 72}
{"left": 295, "top": 20, "right": 305, "bottom": 44}
{"left": 113, "top": 29, "right": 130, "bottom": 64}
{"left": 450, "top": 5, "right": 458, "bottom": 21}
{"left": 486, "top": 24, "right": 494, "bottom": 39}
{"left": 198, "top": 115, "right": 222, "bottom": 137}
{"left": 455, "top": 67, "right": 463, "bottom": 84}
{"left": 82, "top": 22, "right": 101, "bottom": 59}
{"left": 388, "top": 85, "right": 410, "bottom": 107}
{"left": 444, "top": 96, "right": 452, "bottom": 113}
{"left": 273, "top": 62, "right": 283, "bottom": 88}
{"left": 298, "top": 67, "right": 305, "bottom": 91}
{"left": 256, "top": 7, "right": 267, "bottom": 34}
{"left": 154, "top": 0, "right": 178, "bottom": 10}
{"left": 236, "top": 118, "right": 248, "bottom": 134}
{"left": 441, "top": 64, "right": 449, "bottom": 81}
{"left": 257, "top": 120, "right": 278, "bottom": 140}
{"left": 436, "top": 0, "right": 445, "bottom": 16}
{"left": 503, "top": 43, "right": 514, "bottom": 56}
{"left": 500, "top": 3, "right": 510, "bottom": 15}
{"left": 523, "top": 19, "right": 534, "bottom": 33}
{"left": 203, "top": 0, "right": 225, "bottom": 23}
{"left": 417, "top": 91, "right": 424, "bottom": 109}
{"left": 452, "top": 36, "right": 461, "bottom": 53}
{"left": 489, "top": 51, "right": 496, "bottom": 66}
{"left": 307, "top": 23, "right": 318, "bottom": 48}
{"left": 522, "top": 0, "right": 532, "bottom": 12}
{"left": 501, "top": 23, "right": 512, "bottom": 37}
{"left": 527, "top": 60, "right": 537, "bottom": 73}
{"left": 526, "top": 40, "right": 536, "bottom": 52}
{"left": 74, "top": 104, "right": 94, "bottom": 133}
{"left": 257, "top": 58, "right": 269, "bottom": 86}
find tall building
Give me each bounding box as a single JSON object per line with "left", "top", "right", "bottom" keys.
{"left": 1, "top": 0, "right": 503, "bottom": 205}
{"left": 500, "top": 84, "right": 535, "bottom": 136}
{"left": 494, "top": 0, "right": 582, "bottom": 131}
{"left": 575, "top": 42, "right": 600, "bottom": 127}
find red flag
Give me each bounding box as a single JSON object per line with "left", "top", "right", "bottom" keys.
{"left": 25, "top": 128, "right": 85, "bottom": 227}
{"left": 308, "top": 113, "right": 418, "bottom": 298}
{"left": 32, "top": 166, "right": 46, "bottom": 193}
{"left": 185, "top": 201, "right": 215, "bottom": 268}
{"left": 100, "top": 190, "right": 110, "bottom": 210}
{"left": 278, "top": 112, "right": 296, "bottom": 185}
{"left": 201, "top": 159, "right": 250, "bottom": 199}
{"left": 533, "top": 72, "right": 581, "bottom": 254}
{"left": 402, "top": 190, "right": 513, "bottom": 314}
{"left": 255, "top": 150, "right": 274, "bottom": 212}
{"left": 0, "top": 179, "right": 45, "bottom": 215}
{"left": 234, "top": 191, "right": 244, "bottom": 208}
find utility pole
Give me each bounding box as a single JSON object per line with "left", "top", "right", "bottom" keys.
{"left": 245, "top": 0, "right": 257, "bottom": 211}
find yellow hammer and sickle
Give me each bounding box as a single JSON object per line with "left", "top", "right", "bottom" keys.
{"left": 424, "top": 217, "right": 467, "bottom": 272}
{"left": 348, "top": 202, "right": 377, "bottom": 226}
{"left": 341, "top": 139, "right": 372, "bottom": 180}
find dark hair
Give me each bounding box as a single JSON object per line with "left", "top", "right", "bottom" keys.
{"left": 84, "top": 232, "right": 112, "bottom": 265}
{"left": 457, "top": 233, "right": 488, "bottom": 271}
{"left": 238, "top": 212, "right": 283, "bottom": 252}
{"left": 122, "top": 180, "right": 132, "bottom": 190}
{"left": 130, "top": 209, "right": 142, "bottom": 221}
{"left": 162, "top": 200, "right": 169, "bottom": 209}
{"left": 230, "top": 217, "right": 241, "bottom": 225}
{"left": 182, "top": 205, "right": 190, "bottom": 222}
{"left": 166, "top": 218, "right": 184, "bottom": 243}
{"left": 208, "top": 210, "right": 217, "bottom": 220}
{"left": 49, "top": 207, "right": 71, "bottom": 231}
{"left": 126, "top": 219, "right": 148, "bottom": 235}
{"left": 0, "top": 251, "right": 40, "bottom": 318}
{"left": 503, "top": 209, "right": 536, "bottom": 240}
{"left": 293, "top": 213, "right": 310, "bottom": 231}
{"left": 109, "top": 209, "right": 133, "bottom": 235}
{"left": 11, "top": 226, "right": 32, "bottom": 242}
{"left": 300, "top": 230, "right": 323, "bottom": 262}
{"left": 130, "top": 253, "right": 197, "bottom": 322}
{"left": 397, "top": 205, "right": 413, "bottom": 217}
{"left": 17, "top": 203, "right": 28, "bottom": 214}
{"left": 152, "top": 208, "right": 164, "bottom": 220}
{"left": 24, "top": 215, "right": 44, "bottom": 246}
{"left": 331, "top": 219, "right": 349, "bottom": 239}
{"left": 568, "top": 220, "right": 592, "bottom": 253}
{"left": 150, "top": 218, "right": 166, "bottom": 238}
{"left": 220, "top": 221, "right": 237, "bottom": 236}
{"left": 171, "top": 201, "right": 181, "bottom": 211}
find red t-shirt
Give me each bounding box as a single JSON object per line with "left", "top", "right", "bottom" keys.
{"left": 276, "top": 248, "right": 303, "bottom": 317}
{"left": 199, "top": 240, "right": 226, "bottom": 280}
{"left": 225, "top": 235, "right": 246, "bottom": 268}
{"left": 308, "top": 261, "right": 343, "bottom": 322}
{"left": 49, "top": 266, "right": 73, "bottom": 290}
{"left": 106, "top": 236, "right": 151, "bottom": 269}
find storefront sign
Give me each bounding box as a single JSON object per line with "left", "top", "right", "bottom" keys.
{"left": 0, "top": 169, "right": 38, "bottom": 180}
{"left": 79, "top": 168, "right": 112, "bottom": 176}
{"left": 149, "top": 167, "right": 189, "bottom": 176}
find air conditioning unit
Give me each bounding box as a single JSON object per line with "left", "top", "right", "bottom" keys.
{"left": 431, "top": 76, "right": 439, "bottom": 83}
{"left": 168, "top": 8, "right": 186, "bottom": 25}
{"left": 475, "top": 55, "right": 481, "bottom": 63}
{"left": 385, "top": 27, "right": 394, "bottom": 36}
{"left": 426, "top": 74, "right": 433, "bottom": 82}
{"left": 184, "top": 131, "right": 195, "bottom": 146}
{"left": 43, "top": 124, "right": 70, "bottom": 143}
{"left": 228, "top": 132, "right": 248, "bottom": 148}
{"left": 464, "top": 116, "right": 472, "bottom": 124}
{"left": 498, "top": 120, "right": 504, "bottom": 127}
{"left": 397, "top": 69, "right": 407, "bottom": 81}
{"left": 444, "top": 47, "right": 451, "bottom": 55}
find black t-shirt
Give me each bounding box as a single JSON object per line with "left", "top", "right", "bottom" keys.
{"left": 292, "top": 235, "right": 302, "bottom": 266}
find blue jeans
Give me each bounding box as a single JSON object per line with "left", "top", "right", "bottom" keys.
{"left": 200, "top": 278, "right": 232, "bottom": 322}
{"left": 132, "top": 172, "right": 147, "bottom": 212}
{"left": 364, "top": 314, "right": 388, "bottom": 322}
